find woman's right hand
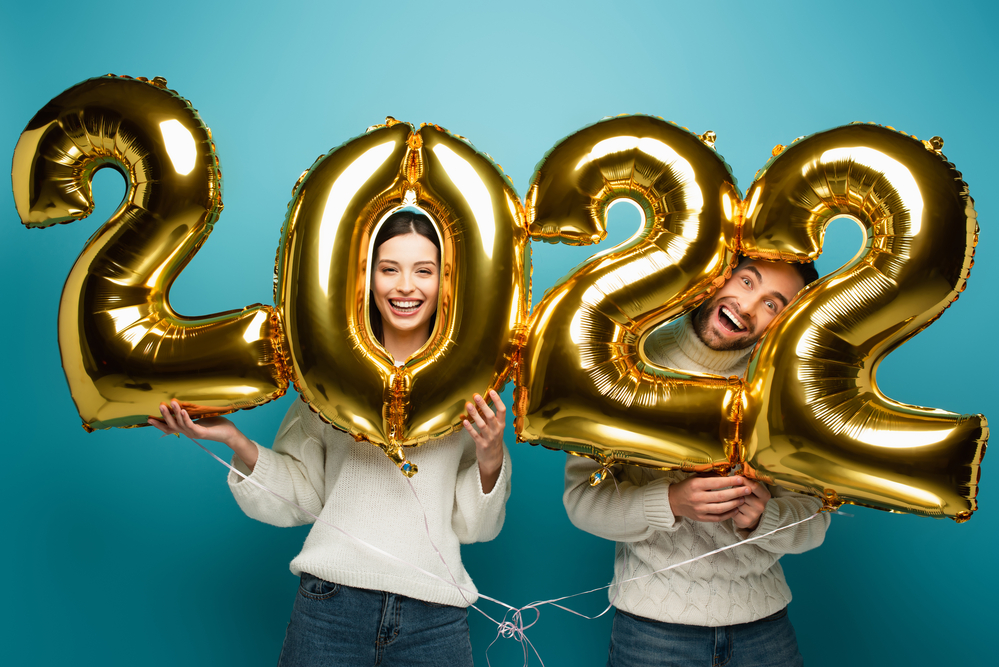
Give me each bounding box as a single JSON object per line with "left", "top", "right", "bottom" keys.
{"left": 148, "top": 400, "right": 259, "bottom": 470}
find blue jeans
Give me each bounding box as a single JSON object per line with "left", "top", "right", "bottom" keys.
{"left": 278, "top": 572, "right": 474, "bottom": 667}
{"left": 607, "top": 607, "right": 804, "bottom": 667}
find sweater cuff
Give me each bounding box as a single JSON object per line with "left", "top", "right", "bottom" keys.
{"left": 477, "top": 445, "right": 512, "bottom": 498}
{"left": 643, "top": 477, "right": 681, "bottom": 531}
{"left": 741, "top": 497, "right": 780, "bottom": 541}
{"left": 227, "top": 442, "right": 270, "bottom": 494}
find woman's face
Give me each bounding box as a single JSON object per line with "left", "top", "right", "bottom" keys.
{"left": 371, "top": 232, "right": 440, "bottom": 341}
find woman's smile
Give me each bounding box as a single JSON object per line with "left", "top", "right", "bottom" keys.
{"left": 387, "top": 298, "right": 425, "bottom": 315}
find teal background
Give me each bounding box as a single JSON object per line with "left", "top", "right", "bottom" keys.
{"left": 2, "top": 1, "right": 996, "bottom": 664}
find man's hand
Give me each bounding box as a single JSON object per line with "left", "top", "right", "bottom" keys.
{"left": 732, "top": 478, "right": 771, "bottom": 531}
{"left": 668, "top": 475, "right": 756, "bottom": 523}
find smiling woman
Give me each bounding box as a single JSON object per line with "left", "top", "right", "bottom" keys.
{"left": 368, "top": 210, "right": 442, "bottom": 361}
{"left": 150, "top": 207, "right": 511, "bottom": 667}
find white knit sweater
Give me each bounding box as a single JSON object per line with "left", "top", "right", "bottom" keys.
{"left": 228, "top": 399, "right": 511, "bottom": 607}
{"left": 564, "top": 315, "right": 829, "bottom": 626}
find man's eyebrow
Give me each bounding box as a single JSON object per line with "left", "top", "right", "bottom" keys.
{"left": 743, "top": 264, "right": 790, "bottom": 307}
{"left": 744, "top": 265, "right": 763, "bottom": 283}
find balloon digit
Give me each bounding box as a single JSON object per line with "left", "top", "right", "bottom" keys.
{"left": 740, "top": 124, "right": 988, "bottom": 520}
{"left": 12, "top": 75, "right": 287, "bottom": 430}
{"left": 277, "top": 119, "right": 528, "bottom": 474}
{"left": 516, "top": 116, "right": 743, "bottom": 473}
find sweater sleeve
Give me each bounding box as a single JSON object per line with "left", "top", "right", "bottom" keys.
{"left": 451, "top": 433, "right": 512, "bottom": 544}
{"left": 563, "top": 453, "right": 682, "bottom": 542}
{"left": 738, "top": 484, "right": 830, "bottom": 554}
{"left": 227, "top": 401, "right": 328, "bottom": 528}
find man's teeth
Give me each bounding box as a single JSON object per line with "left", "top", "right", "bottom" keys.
{"left": 390, "top": 299, "right": 421, "bottom": 313}
{"left": 720, "top": 306, "right": 746, "bottom": 331}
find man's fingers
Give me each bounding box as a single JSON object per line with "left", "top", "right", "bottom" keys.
{"left": 701, "top": 498, "right": 745, "bottom": 515}
{"left": 689, "top": 475, "right": 748, "bottom": 491}
{"left": 698, "top": 507, "right": 741, "bottom": 522}
{"left": 696, "top": 486, "right": 750, "bottom": 504}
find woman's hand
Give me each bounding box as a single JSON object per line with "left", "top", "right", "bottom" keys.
{"left": 463, "top": 390, "right": 506, "bottom": 494}
{"left": 148, "top": 400, "right": 259, "bottom": 471}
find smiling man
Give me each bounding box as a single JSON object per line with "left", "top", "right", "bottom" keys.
{"left": 564, "top": 257, "right": 830, "bottom": 667}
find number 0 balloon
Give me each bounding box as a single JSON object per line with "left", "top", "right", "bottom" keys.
{"left": 277, "top": 119, "right": 528, "bottom": 473}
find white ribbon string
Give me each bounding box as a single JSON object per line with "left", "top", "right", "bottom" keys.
{"left": 182, "top": 435, "right": 830, "bottom": 667}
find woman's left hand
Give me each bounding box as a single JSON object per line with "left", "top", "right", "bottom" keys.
{"left": 463, "top": 390, "right": 506, "bottom": 494}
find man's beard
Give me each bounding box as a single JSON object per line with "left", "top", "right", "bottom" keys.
{"left": 691, "top": 297, "right": 757, "bottom": 352}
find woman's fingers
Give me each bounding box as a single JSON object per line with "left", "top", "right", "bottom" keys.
{"left": 179, "top": 406, "right": 200, "bottom": 432}
{"left": 473, "top": 393, "right": 495, "bottom": 421}
{"left": 159, "top": 402, "right": 180, "bottom": 430}
{"left": 465, "top": 390, "right": 507, "bottom": 455}
{"left": 147, "top": 417, "right": 169, "bottom": 433}
{"left": 465, "top": 400, "right": 487, "bottom": 430}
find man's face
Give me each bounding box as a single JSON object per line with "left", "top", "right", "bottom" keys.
{"left": 692, "top": 259, "right": 805, "bottom": 352}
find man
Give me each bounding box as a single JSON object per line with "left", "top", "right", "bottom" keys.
{"left": 564, "top": 257, "right": 828, "bottom": 667}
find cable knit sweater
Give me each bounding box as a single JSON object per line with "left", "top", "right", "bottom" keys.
{"left": 564, "top": 315, "right": 829, "bottom": 626}
{"left": 228, "top": 399, "right": 511, "bottom": 607}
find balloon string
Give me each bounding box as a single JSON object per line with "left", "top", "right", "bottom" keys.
{"left": 516, "top": 512, "right": 825, "bottom": 620}
{"left": 181, "top": 435, "right": 832, "bottom": 667}
{"left": 183, "top": 435, "right": 510, "bottom": 610}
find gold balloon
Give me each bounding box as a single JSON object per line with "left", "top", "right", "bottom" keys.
{"left": 276, "top": 119, "right": 529, "bottom": 474}
{"left": 12, "top": 75, "right": 287, "bottom": 430}
{"left": 515, "top": 116, "right": 744, "bottom": 473}
{"left": 740, "top": 123, "right": 988, "bottom": 521}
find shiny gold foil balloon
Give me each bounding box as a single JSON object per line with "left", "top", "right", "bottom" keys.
{"left": 516, "top": 116, "right": 744, "bottom": 473}
{"left": 276, "top": 119, "right": 529, "bottom": 474}
{"left": 740, "top": 123, "right": 988, "bottom": 520}
{"left": 12, "top": 75, "right": 287, "bottom": 430}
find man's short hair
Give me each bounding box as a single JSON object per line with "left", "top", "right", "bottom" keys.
{"left": 736, "top": 255, "right": 820, "bottom": 288}
{"left": 792, "top": 260, "right": 820, "bottom": 287}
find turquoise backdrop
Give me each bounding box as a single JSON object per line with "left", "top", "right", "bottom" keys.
{"left": 2, "top": 1, "right": 996, "bottom": 665}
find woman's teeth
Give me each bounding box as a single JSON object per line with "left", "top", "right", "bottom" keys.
{"left": 720, "top": 306, "right": 746, "bottom": 331}
{"left": 390, "top": 299, "right": 422, "bottom": 313}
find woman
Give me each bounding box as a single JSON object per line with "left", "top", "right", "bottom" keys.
{"left": 150, "top": 210, "right": 510, "bottom": 666}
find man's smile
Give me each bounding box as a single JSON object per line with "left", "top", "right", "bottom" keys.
{"left": 717, "top": 304, "right": 747, "bottom": 333}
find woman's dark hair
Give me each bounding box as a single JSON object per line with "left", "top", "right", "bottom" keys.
{"left": 368, "top": 210, "right": 442, "bottom": 345}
